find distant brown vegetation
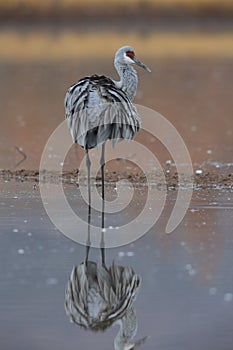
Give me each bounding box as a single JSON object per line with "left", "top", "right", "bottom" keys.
{"left": 0, "top": 31, "right": 232, "bottom": 62}
{"left": 0, "top": 0, "right": 232, "bottom": 20}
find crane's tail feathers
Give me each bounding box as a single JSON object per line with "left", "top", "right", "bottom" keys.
{"left": 66, "top": 102, "right": 141, "bottom": 149}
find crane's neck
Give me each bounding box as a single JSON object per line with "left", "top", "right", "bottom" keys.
{"left": 114, "top": 308, "right": 137, "bottom": 350}
{"left": 114, "top": 62, "right": 138, "bottom": 101}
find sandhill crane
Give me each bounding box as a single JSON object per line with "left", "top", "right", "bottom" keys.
{"left": 64, "top": 45, "right": 151, "bottom": 212}
{"left": 65, "top": 246, "right": 147, "bottom": 350}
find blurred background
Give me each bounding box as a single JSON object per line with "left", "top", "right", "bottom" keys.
{"left": 0, "top": 0, "right": 232, "bottom": 170}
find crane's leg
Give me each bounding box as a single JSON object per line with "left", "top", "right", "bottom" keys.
{"left": 86, "top": 149, "right": 91, "bottom": 211}
{"left": 101, "top": 213, "right": 105, "bottom": 266}
{"left": 100, "top": 143, "right": 105, "bottom": 231}
{"left": 85, "top": 149, "right": 91, "bottom": 262}
{"left": 100, "top": 143, "right": 105, "bottom": 202}
{"left": 101, "top": 234, "right": 105, "bottom": 266}
{"left": 85, "top": 216, "right": 91, "bottom": 265}
{"left": 100, "top": 143, "right": 105, "bottom": 265}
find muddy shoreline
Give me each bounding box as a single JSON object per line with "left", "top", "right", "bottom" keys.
{"left": 0, "top": 169, "right": 232, "bottom": 190}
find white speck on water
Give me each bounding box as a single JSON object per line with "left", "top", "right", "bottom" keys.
{"left": 108, "top": 226, "right": 113, "bottom": 230}
{"left": 206, "top": 274, "right": 212, "bottom": 281}
{"left": 69, "top": 247, "right": 75, "bottom": 253}
{"left": 126, "top": 252, "right": 135, "bottom": 257}
{"left": 16, "top": 115, "right": 25, "bottom": 127}
{"left": 38, "top": 245, "right": 43, "bottom": 250}
{"left": 188, "top": 269, "right": 197, "bottom": 276}
{"left": 195, "top": 169, "right": 203, "bottom": 175}
{"left": 191, "top": 125, "right": 197, "bottom": 132}
{"left": 199, "top": 243, "right": 204, "bottom": 251}
{"left": 185, "top": 264, "right": 192, "bottom": 271}
{"left": 118, "top": 252, "right": 125, "bottom": 258}
{"left": 101, "top": 228, "right": 106, "bottom": 233}
{"left": 18, "top": 249, "right": 25, "bottom": 255}
{"left": 209, "top": 287, "right": 217, "bottom": 295}
{"left": 51, "top": 248, "right": 58, "bottom": 253}
{"left": 27, "top": 232, "right": 32, "bottom": 236}
{"left": 13, "top": 196, "right": 18, "bottom": 199}
{"left": 224, "top": 293, "right": 233, "bottom": 302}
{"left": 115, "top": 226, "right": 119, "bottom": 230}
{"left": 13, "top": 229, "right": 19, "bottom": 233}
{"left": 206, "top": 149, "right": 212, "bottom": 154}
{"left": 180, "top": 241, "right": 186, "bottom": 246}
{"left": 46, "top": 277, "right": 58, "bottom": 286}
{"left": 24, "top": 220, "right": 28, "bottom": 223}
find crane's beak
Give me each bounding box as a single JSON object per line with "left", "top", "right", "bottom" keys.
{"left": 133, "top": 57, "right": 151, "bottom": 73}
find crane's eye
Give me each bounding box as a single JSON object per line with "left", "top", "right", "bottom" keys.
{"left": 126, "top": 51, "right": 135, "bottom": 59}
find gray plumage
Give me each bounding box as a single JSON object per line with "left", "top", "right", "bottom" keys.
{"left": 64, "top": 45, "right": 151, "bottom": 150}
{"left": 65, "top": 261, "right": 147, "bottom": 350}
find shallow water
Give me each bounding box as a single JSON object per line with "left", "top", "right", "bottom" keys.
{"left": 0, "top": 180, "right": 233, "bottom": 350}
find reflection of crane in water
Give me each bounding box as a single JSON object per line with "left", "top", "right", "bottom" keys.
{"left": 65, "top": 202, "right": 147, "bottom": 349}
{"left": 64, "top": 46, "right": 151, "bottom": 209}
{"left": 65, "top": 258, "right": 146, "bottom": 350}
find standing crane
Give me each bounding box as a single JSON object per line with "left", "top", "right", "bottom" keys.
{"left": 64, "top": 45, "right": 151, "bottom": 212}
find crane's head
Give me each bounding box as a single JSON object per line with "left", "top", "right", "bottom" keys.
{"left": 114, "top": 336, "right": 148, "bottom": 350}
{"left": 115, "top": 46, "right": 151, "bottom": 73}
